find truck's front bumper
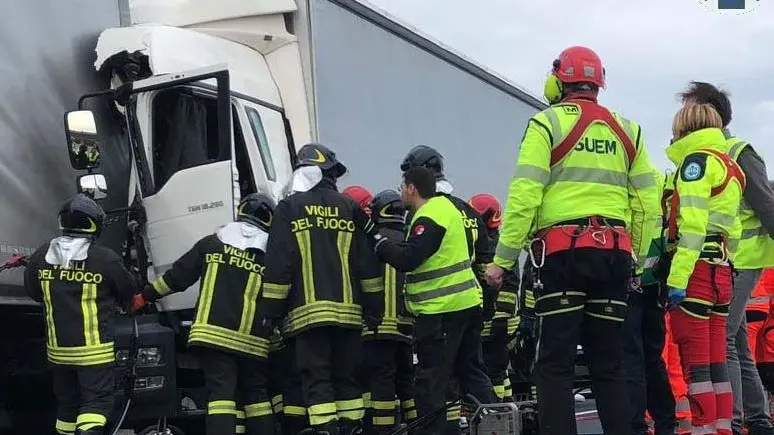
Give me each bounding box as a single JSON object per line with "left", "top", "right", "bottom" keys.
{"left": 113, "top": 314, "right": 177, "bottom": 422}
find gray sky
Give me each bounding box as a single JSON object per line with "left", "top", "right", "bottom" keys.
{"left": 367, "top": 0, "right": 772, "bottom": 172}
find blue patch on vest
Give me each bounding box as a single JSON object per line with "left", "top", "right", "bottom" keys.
{"left": 683, "top": 162, "right": 702, "bottom": 181}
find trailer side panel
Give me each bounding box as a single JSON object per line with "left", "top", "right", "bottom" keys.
{"left": 306, "top": 0, "right": 544, "bottom": 199}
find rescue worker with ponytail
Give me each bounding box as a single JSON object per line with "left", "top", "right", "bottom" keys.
{"left": 468, "top": 193, "right": 520, "bottom": 401}
{"left": 484, "top": 46, "right": 661, "bottom": 435}
{"left": 132, "top": 193, "right": 277, "bottom": 435}
{"left": 663, "top": 103, "right": 746, "bottom": 435}
{"left": 24, "top": 194, "right": 137, "bottom": 435}
{"left": 680, "top": 82, "right": 774, "bottom": 435}
{"left": 361, "top": 190, "right": 417, "bottom": 435}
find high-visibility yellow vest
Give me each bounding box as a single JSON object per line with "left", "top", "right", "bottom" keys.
{"left": 494, "top": 99, "right": 660, "bottom": 271}
{"left": 405, "top": 196, "right": 481, "bottom": 315}
{"left": 725, "top": 136, "right": 774, "bottom": 269}
{"left": 664, "top": 128, "right": 745, "bottom": 289}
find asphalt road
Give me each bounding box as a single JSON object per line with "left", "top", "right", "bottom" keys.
{"left": 575, "top": 398, "right": 603, "bottom": 434}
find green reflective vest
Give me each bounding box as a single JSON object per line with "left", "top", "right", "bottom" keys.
{"left": 405, "top": 196, "right": 482, "bottom": 315}
{"left": 726, "top": 136, "right": 774, "bottom": 269}
{"left": 493, "top": 100, "right": 660, "bottom": 271}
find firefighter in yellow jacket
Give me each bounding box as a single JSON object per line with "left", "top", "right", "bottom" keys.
{"left": 24, "top": 194, "right": 137, "bottom": 435}
{"left": 484, "top": 46, "right": 660, "bottom": 435}
{"left": 133, "top": 193, "right": 278, "bottom": 435}
{"left": 258, "top": 143, "right": 385, "bottom": 435}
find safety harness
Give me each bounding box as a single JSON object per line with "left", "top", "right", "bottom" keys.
{"left": 527, "top": 99, "right": 637, "bottom": 324}
{"left": 538, "top": 98, "right": 637, "bottom": 258}
{"left": 662, "top": 148, "right": 746, "bottom": 261}
{"left": 661, "top": 148, "right": 746, "bottom": 319}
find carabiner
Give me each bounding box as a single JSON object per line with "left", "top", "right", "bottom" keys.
{"left": 529, "top": 238, "right": 546, "bottom": 269}
{"left": 591, "top": 229, "right": 607, "bottom": 246}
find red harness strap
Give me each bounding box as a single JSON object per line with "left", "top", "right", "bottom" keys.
{"left": 665, "top": 148, "right": 746, "bottom": 242}
{"left": 550, "top": 99, "right": 637, "bottom": 168}
{"left": 538, "top": 217, "right": 633, "bottom": 256}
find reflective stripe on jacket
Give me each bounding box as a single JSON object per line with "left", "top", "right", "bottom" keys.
{"left": 405, "top": 196, "right": 482, "bottom": 315}
{"left": 494, "top": 99, "right": 660, "bottom": 270}
{"left": 726, "top": 136, "right": 774, "bottom": 269}
{"left": 664, "top": 128, "right": 745, "bottom": 290}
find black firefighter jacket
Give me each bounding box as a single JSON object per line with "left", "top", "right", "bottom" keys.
{"left": 143, "top": 234, "right": 271, "bottom": 360}
{"left": 24, "top": 242, "right": 136, "bottom": 367}
{"left": 259, "top": 181, "right": 385, "bottom": 337}
{"left": 362, "top": 225, "right": 414, "bottom": 343}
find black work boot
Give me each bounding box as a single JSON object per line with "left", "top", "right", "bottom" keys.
{"left": 75, "top": 429, "right": 105, "bottom": 435}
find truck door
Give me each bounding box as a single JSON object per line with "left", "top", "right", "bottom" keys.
{"left": 237, "top": 100, "right": 295, "bottom": 199}
{"left": 125, "top": 66, "right": 234, "bottom": 310}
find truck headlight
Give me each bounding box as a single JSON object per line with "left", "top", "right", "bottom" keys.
{"left": 116, "top": 347, "right": 164, "bottom": 367}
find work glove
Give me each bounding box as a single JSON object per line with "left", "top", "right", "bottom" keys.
{"left": 667, "top": 287, "right": 686, "bottom": 308}
{"left": 130, "top": 293, "right": 147, "bottom": 313}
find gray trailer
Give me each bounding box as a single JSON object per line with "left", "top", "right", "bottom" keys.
{"left": 0, "top": 0, "right": 545, "bottom": 432}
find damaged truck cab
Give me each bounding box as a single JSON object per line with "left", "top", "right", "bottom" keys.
{"left": 66, "top": 0, "right": 306, "bottom": 428}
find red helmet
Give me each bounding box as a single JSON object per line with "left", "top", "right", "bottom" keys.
{"left": 468, "top": 194, "right": 502, "bottom": 229}
{"left": 553, "top": 46, "right": 605, "bottom": 88}
{"left": 343, "top": 186, "right": 373, "bottom": 215}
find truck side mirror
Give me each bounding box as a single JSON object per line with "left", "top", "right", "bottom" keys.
{"left": 64, "top": 110, "right": 102, "bottom": 170}
{"left": 78, "top": 174, "right": 108, "bottom": 200}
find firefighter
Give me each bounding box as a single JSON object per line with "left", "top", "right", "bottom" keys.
{"left": 23, "top": 194, "right": 137, "bottom": 435}
{"left": 662, "top": 103, "right": 746, "bottom": 435}
{"left": 131, "top": 193, "right": 277, "bottom": 434}
{"left": 468, "top": 193, "right": 520, "bottom": 401}
{"left": 369, "top": 166, "right": 498, "bottom": 435}
{"left": 484, "top": 46, "right": 661, "bottom": 435}
{"left": 622, "top": 169, "right": 677, "bottom": 435}
{"left": 361, "top": 189, "right": 417, "bottom": 435}
{"left": 258, "top": 142, "right": 385, "bottom": 435}
{"left": 680, "top": 82, "right": 774, "bottom": 435}
{"left": 508, "top": 259, "right": 538, "bottom": 402}
{"left": 343, "top": 186, "right": 374, "bottom": 217}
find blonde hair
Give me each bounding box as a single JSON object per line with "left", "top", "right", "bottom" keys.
{"left": 672, "top": 103, "right": 723, "bottom": 139}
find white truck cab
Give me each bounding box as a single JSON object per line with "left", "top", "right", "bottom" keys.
{"left": 87, "top": 0, "right": 314, "bottom": 312}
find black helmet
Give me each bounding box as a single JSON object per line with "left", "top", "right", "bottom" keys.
{"left": 400, "top": 145, "right": 445, "bottom": 180}
{"left": 295, "top": 143, "right": 347, "bottom": 179}
{"left": 370, "top": 189, "right": 405, "bottom": 226}
{"left": 237, "top": 193, "right": 277, "bottom": 232}
{"left": 58, "top": 193, "right": 106, "bottom": 238}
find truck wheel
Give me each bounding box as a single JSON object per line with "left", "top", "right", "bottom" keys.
{"left": 136, "top": 425, "right": 185, "bottom": 435}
